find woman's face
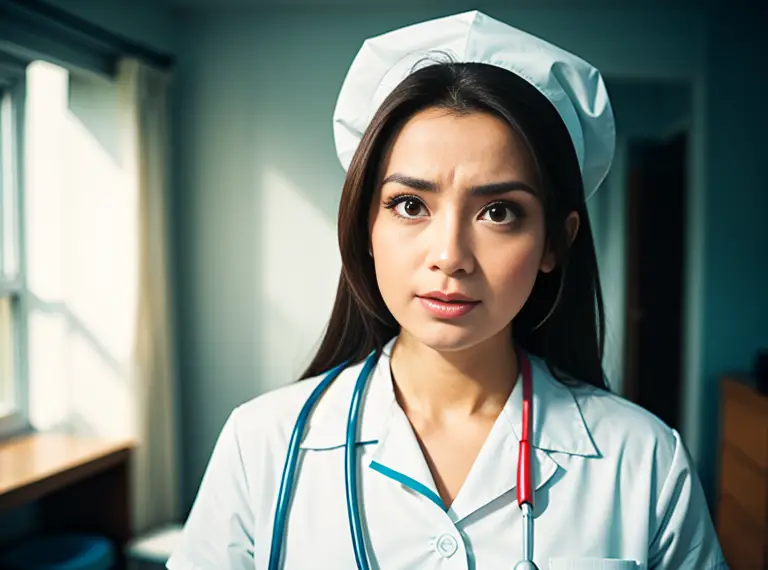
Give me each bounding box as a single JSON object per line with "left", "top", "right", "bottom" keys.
{"left": 369, "top": 107, "right": 556, "bottom": 353}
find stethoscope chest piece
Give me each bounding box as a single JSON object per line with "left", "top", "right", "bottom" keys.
{"left": 513, "top": 561, "right": 539, "bottom": 570}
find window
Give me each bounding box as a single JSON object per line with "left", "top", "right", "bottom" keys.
{"left": 0, "top": 60, "right": 28, "bottom": 437}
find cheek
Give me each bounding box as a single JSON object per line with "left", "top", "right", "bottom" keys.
{"left": 483, "top": 237, "right": 544, "bottom": 307}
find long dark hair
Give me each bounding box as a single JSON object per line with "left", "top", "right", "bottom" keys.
{"left": 301, "top": 62, "right": 608, "bottom": 390}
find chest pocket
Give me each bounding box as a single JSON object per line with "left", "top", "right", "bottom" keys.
{"left": 549, "top": 559, "right": 640, "bottom": 570}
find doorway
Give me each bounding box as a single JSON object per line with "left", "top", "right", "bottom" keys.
{"left": 623, "top": 132, "right": 687, "bottom": 432}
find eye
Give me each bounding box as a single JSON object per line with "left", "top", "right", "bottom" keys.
{"left": 384, "top": 195, "right": 429, "bottom": 219}
{"left": 480, "top": 202, "right": 519, "bottom": 225}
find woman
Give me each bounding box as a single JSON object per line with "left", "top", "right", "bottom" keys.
{"left": 167, "top": 11, "right": 726, "bottom": 570}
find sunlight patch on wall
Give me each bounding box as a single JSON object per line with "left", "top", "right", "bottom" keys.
{"left": 260, "top": 168, "right": 340, "bottom": 387}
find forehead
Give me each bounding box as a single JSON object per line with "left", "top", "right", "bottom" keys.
{"left": 382, "top": 107, "right": 536, "bottom": 185}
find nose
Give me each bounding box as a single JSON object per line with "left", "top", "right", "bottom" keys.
{"left": 426, "top": 211, "right": 475, "bottom": 276}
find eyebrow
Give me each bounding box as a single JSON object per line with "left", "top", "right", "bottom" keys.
{"left": 381, "top": 173, "right": 536, "bottom": 197}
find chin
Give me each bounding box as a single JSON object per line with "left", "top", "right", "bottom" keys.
{"left": 400, "top": 317, "right": 502, "bottom": 354}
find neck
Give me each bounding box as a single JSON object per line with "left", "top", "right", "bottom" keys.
{"left": 389, "top": 327, "right": 518, "bottom": 422}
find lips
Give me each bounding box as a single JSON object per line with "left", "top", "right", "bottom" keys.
{"left": 419, "top": 291, "right": 479, "bottom": 303}
{"left": 417, "top": 291, "right": 480, "bottom": 319}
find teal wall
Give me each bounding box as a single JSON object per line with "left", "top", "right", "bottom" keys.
{"left": 696, "top": 3, "right": 768, "bottom": 501}
{"left": 172, "top": 4, "right": 716, "bottom": 510}
{"left": 2, "top": 0, "right": 765, "bottom": 520}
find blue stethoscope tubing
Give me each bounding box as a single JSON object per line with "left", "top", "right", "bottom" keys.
{"left": 268, "top": 353, "right": 377, "bottom": 570}
{"left": 267, "top": 347, "right": 536, "bottom": 570}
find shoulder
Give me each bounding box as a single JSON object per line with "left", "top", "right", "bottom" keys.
{"left": 554, "top": 376, "right": 725, "bottom": 566}
{"left": 532, "top": 355, "right": 681, "bottom": 469}
{"left": 563, "top": 375, "right": 684, "bottom": 479}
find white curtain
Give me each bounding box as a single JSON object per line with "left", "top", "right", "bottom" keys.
{"left": 117, "top": 57, "right": 179, "bottom": 534}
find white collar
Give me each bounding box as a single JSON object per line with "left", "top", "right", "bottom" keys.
{"left": 300, "top": 336, "right": 598, "bottom": 458}
{"left": 299, "top": 337, "right": 600, "bottom": 521}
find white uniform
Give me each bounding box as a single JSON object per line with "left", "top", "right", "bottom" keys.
{"left": 167, "top": 338, "right": 727, "bottom": 570}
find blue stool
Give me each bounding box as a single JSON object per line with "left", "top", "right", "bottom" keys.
{"left": 0, "top": 533, "right": 114, "bottom": 570}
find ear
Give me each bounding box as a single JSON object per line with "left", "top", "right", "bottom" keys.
{"left": 540, "top": 211, "right": 580, "bottom": 274}
{"left": 565, "top": 211, "right": 580, "bottom": 245}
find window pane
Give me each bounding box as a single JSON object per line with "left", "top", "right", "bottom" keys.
{"left": 0, "top": 296, "right": 14, "bottom": 415}
{"left": 1, "top": 89, "right": 19, "bottom": 280}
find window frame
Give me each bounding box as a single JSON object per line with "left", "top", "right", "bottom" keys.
{"left": 0, "top": 54, "right": 30, "bottom": 440}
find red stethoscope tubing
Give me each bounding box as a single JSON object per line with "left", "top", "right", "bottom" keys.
{"left": 516, "top": 351, "right": 534, "bottom": 509}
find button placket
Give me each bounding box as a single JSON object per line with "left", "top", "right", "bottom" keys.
{"left": 435, "top": 533, "right": 459, "bottom": 558}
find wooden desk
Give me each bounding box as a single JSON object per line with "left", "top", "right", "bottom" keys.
{"left": 718, "top": 377, "right": 768, "bottom": 570}
{"left": 0, "top": 434, "right": 134, "bottom": 568}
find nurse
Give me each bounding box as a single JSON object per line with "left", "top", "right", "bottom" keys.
{"left": 167, "top": 11, "right": 727, "bottom": 570}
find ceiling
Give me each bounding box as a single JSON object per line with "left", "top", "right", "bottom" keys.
{"left": 156, "top": 0, "right": 716, "bottom": 10}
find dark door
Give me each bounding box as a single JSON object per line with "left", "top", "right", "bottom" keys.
{"left": 623, "top": 133, "right": 687, "bottom": 432}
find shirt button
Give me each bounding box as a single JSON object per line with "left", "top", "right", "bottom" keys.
{"left": 435, "top": 534, "right": 458, "bottom": 558}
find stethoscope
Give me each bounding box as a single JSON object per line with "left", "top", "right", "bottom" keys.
{"left": 268, "top": 345, "right": 539, "bottom": 570}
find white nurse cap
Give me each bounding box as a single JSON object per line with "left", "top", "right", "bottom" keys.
{"left": 332, "top": 10, "right": 615, "bottom": 199}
